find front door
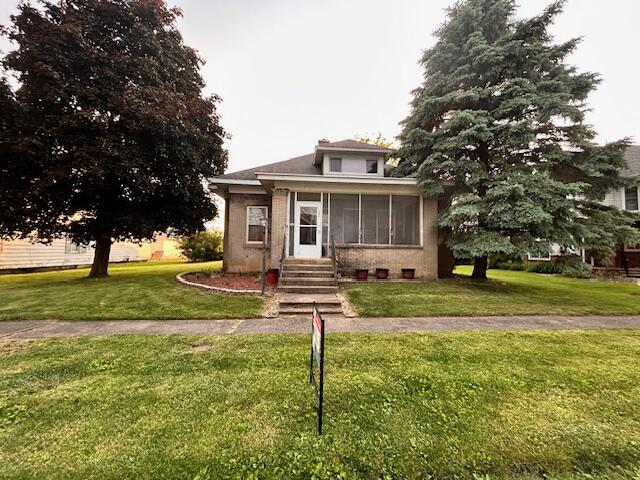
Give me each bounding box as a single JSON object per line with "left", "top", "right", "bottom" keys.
{"left": 294, "top": 201, "right": 322, "bottom": 258}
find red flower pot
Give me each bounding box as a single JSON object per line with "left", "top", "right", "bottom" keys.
{"left": 375, "top": 268, "right": 389, "bottom": 279}
{"left": 266, "top": 268, "right": 279, "bottom": 285}
{"left": 355, "top": 269, "right": 369, "bottom": 281}
{"left": 401, "top": 268, "right": 415, "bottom": 279}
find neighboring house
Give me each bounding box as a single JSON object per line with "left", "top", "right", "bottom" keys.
{"left": 0, "top": 234, "right": 183, "bottom": 272}
{"left": 209, "top": 139, "right": 439, "bottom": 278}
{"left": 527, "top": 145, "right": 640, "bottom": 271}
{"left": 598, "top": 145, "right": 640, "bottom": 270}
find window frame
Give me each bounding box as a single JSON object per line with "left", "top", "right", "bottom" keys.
{"left": 527, "top": 252, "right": 551, "bottom": 261}
{"left": 624, "top": 186, "right": 639, "bottom": 211}
{"left": 65, "top": 236, "right": 87, "bottom": 254}
{"left": 326, "top": 157, "right": 381, "bottom": 176}
{"left": 246, "top": 205, "right": 269, "bottom": 244}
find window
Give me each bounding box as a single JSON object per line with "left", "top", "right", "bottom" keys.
{"left": 327, "top": 157, "right": 380, "bottom": 174}
{"left": 625, "top": 187, "right": 639, "bottom": 211}
{"left": 246, "top": 206, "right": 268, "bottom": 243}
{"left": 391, "top": 195, "right": 420, "bottom": 245}
{"left": 362, "top": 195, "right": 389, "bottom": 244}
{"left": 527, "top": 252, "right": 551, "bottom": 261}
{"left": 330, "top": 194, "right": 359, "bottom": 243}
{"left": 65, "top": 237, "right": 87, "bottom": 254}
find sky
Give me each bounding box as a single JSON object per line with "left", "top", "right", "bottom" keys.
{"left": 1, "top": 0, "right": 639, "bottom": 176}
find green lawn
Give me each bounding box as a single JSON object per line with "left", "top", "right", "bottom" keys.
{"left": 347, "top": 266, "right": 640, "bottom": 317}
{"left": 1, "top": 331, "right": 639, "bottom": 479}
{"left": 0, "top": 261, "right": 263, "bottom": 320}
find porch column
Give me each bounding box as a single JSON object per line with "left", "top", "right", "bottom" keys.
{"left": 270, "top": 188, "right": 288, "bottom": 268}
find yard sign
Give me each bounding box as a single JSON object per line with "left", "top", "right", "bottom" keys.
{"left": 309, "top": 303, "right": 325, "bottom": 435}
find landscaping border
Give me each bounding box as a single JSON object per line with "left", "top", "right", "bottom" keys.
{"left": 176, "top": 272, "right": 262, "bottom": 295}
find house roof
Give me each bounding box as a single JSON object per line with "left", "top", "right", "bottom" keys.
{"left": 624, "top": 145, "right": 640, "bottom": 177}
{"left": 215, "top": 139, "right": 392, "bottom": 181}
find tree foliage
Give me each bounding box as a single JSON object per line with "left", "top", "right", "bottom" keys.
{"left": 395, "top": 0, "right": 639, "bottom": 278}
{"left": 178, "top": 230, "right": 224, "bottom": 263}
{"left": 0, "top": 0, "right": 227, "bottom": 277}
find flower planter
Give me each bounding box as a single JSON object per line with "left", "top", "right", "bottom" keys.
{"left": 266, "top": 268, "right": 279, "bottom": 285}
{"left": 355, "top": 269, "right": 369, "bottom": 281}
{"left": 375, "top": 268, "right": 389, "bottom": 280}
{"left": 401, "top": 268, "right": 415, "bottom": 280}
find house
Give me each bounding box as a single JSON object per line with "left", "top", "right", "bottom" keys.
{"left": 0, "top": 234, "right": 183, "bottom": 273}
{"left": 209, "top": 139, "right": 439, "bottom": 279}
{"left": 526, "top": 145, "right": 640, "bottom": 273}
{"left": 597, "top": 145, "right": 640, "bottom": 270}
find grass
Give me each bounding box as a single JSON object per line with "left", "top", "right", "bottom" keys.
{"left": 0, "top": 261, "right": 263, "bottom": 320}
{"left": 1, "top": 331, "right": 639, "bottom": 479}
{"left": 347, "top": 266, "right": 640, "bottom": 317}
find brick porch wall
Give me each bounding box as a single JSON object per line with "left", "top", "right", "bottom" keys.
{"left": 270, "top": 188, "right": 288, "bottom": 268}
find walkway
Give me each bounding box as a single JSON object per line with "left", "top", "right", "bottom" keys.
{"left": 2, "top": 315, "right": 640, "bottom": 339}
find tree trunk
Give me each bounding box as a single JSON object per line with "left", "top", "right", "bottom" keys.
{"left": 471, "top": 256, "right": 488, "bottom": 279}
{"left": 88, "top": 235, "right": 112, "bottom": 278}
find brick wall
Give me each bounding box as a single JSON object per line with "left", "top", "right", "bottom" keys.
{"left": 223, "top": 192, "right": 272, "bottom": 273}
{"left": 270, "top": 188, "right": 288, "bottom": 267}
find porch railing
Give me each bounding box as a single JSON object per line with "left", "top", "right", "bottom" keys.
{"left": 278, "top": 231, "right": 287, "bottom": 288}
{"left": 330, "top": 234, "right": 340, "bottom": 283}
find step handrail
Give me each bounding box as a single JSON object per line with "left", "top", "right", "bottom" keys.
{"left": 330, "top": 234, "right": 339, "bottom": 285}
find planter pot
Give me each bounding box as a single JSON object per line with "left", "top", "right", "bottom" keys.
{"left": 401, "top": 268, "right": 415, "bottom": 280}
{"left": 355, "top": 269, "right": 369, "bottom": 281}
{"left": 266, "top": 268, "right": 279, "bottom": 286}
{"left": 375, "top": 268, "right": 389, "bottom": 280}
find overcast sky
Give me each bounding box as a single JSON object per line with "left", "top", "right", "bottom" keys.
{"left": 1, "top": 0, "right": 639, "bottom": 175}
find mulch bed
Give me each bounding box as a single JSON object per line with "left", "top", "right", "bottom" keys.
{"left": 183, "top": 272, "right": 272, "bottom": 291}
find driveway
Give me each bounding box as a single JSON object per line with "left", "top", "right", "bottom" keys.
{"left": 2, "top": 315, "right": 640, "bottom": 339}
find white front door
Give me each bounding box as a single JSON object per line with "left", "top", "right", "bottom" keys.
{"left": 294, "top": 201, "right": 322, "bottom": 258}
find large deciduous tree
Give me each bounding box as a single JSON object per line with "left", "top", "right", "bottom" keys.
{"left": 396, "top": 0, "right": 639, "bottom": 279}
{"left": 0, "top": 0, "right": 227, "bottom": 277}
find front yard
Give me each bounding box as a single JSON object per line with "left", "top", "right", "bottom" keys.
{"left": 347, "top": 266, "right": 640, "bottom": 317}
{"left": 1, "top": 330, "right": 639, "bottom": 479}
{"left": 0, "top": 261, "right": 263, "bottom": 320}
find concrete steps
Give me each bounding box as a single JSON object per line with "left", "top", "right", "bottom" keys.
{"left": 278, "top": 257, "right": 337, "bottom": 294}
{"left": 278, "top": 292, "right": 343, "bottom": 317}
{"left": 628, "top": 267, "right": 640, "bottom": 278}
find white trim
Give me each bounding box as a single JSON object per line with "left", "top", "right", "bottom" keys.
{"left": 294, "top": 201, "right": 322, "bottom": 258}
{"left": 210, "top": 178, "right": 261, "bottom": 186}
{"left": 419, "top": 195, "right": 424, "bottom": 247}
{"left": 245, "top": 205, "right": 268, "bottom": 244}
{"left": 623, "top": 185, "right": 639, "bottom": 211}
{"left": 255, "top": 173, "right": 417, "bottom": 185}
{"left": 228, "top": 185, "right": 268, "bottom": 194}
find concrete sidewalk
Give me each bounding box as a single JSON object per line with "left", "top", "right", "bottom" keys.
{"left": 2, "top": 315, "right": 640, "bottom": 339}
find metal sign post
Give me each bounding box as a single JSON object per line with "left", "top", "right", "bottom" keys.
{"left": 309, "top": 302, "right": 325, "bottom": 435}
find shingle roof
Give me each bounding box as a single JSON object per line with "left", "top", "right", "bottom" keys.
{"left": 318, "top": 139, "right": 391, "bottom": 151}
{"left": 216, "top": 153, "right": 319, "bottom": 180}
{"left": 215, "top": 139, "right": 391, "bottom": 181}
{"left": 624, "top": 145, "right": 640, "bottom": 177}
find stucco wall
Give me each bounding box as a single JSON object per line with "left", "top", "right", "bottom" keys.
{"left": 222, "top": 192, "right": 272, "bottom": 273}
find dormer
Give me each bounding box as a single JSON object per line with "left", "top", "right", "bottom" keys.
{"left": 313, "top": 139, "right": 392, "bottom": 177}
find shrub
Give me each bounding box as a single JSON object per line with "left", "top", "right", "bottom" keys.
{"left": 556, "top": 255, "right": 593, "bottom": 278}
{"left": 178, "top": 230, "right": 223, "bottom": 262}
{"left": 494, "top": 260, "right": 525, "bottom": 271}
{"left": 525, "top": 261, "right": 563, "bottom": 274}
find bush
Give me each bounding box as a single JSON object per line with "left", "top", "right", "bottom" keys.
{"left": 178, "top": 230, "right": 223, "bottom": 262}
{"left": 494, "top": 260, "right": 525, "bottom": 271}
{"left": 525, "top": 261, "right": 563, "bottom": 274}
{"left": 556, "top": 255, "right": 593, "bottom": 278}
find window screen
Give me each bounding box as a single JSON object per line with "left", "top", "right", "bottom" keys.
{"left": 391, "top": 196, "right": 420, "bottom": 245}
{"left": 362, "top": 195, "right": 389, "bottom": 244}
{"left": 330, "top": 194, "right": 359, "bottom": 244}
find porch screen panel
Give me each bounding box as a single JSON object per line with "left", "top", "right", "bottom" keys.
{"left": 391, "top": 196, "right": 420, "bottom": 245}
{"left": 330, "top": 194, "right": 359, "bottom": 244}
{"left": 322, "top": 193, "right": 329, "bottom": 255}
{"left": 362, "top": 195, "right": 389, "bottom": 244}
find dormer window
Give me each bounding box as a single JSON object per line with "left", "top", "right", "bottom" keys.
{"left": 328, "top": 157, "right": 379, "bottom": 174}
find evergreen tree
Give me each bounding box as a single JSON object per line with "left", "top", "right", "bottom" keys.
{"left": 0, "top": 0, "right": 227, "bottom": 277}
{"left": 396, "top": 0, "right": 639, "bottom": 278}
